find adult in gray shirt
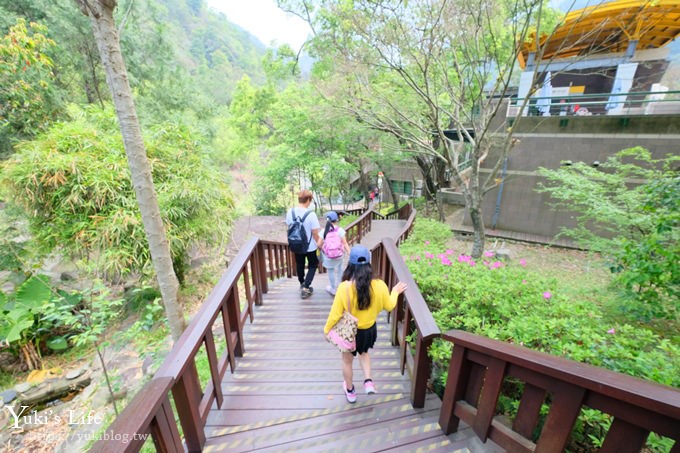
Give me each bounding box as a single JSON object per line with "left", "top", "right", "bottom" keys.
{"left": 286, "top": 189, "right": 322, "bottom": 298}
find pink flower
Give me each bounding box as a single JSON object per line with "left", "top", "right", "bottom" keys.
{"left": 412, "top": 255, "right": 420, "bottom": 261}
{"left": 483, "top": 261, "right": 489, "bottom": 266}
{"left": 445, "top": 249, "right": 455, "bottom": 255}
{"left": 492, "top": 261, "right": 503, "bottom": 268}
{"left": 543, "top": 291, "right": 552, "bottom": 299}
{"left": 522, "top": 279, "right": 527, "bottom": 284}
{"left": 441, "top": 257, "right": 452, "bottom": 266}
{"left": 458, "top": 254, "right": 471, "bottom": 263}
{"left": 425, "top": 252, "right": 434, "bottom": 259}
{"left": 469, "top": 260, "right": 476, "bottom": 267}
{"left": 484, "top": 251, "right": 495, "bottom": 258}
{"left": 519, "top": 259, "right": 526, "bottom": 267}
{"left": 424, "top": 240, "right": 430, "bottom": 245}
{"left": 607, "top": 328, "right": 616, "bottom": 334}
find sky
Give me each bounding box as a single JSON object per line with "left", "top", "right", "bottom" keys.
{"left": 205, "top": 0, "right": 312, "bottom": 50}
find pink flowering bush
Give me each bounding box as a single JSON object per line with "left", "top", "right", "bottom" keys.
{"left": 400, "top": 218, "right": 679, "bottom": 450}
{"left": 399, "top": 218, "right": 680, "bottom": 389}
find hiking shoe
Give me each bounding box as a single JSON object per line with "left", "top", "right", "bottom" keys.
{"left": 364, "top": 380, "right": 376, "bottom": 394}
{"left": 343, "top": 383, "right": 357, "bottom": 403}
{"left": 325, "top": 285, "right": 336, "bottom": 296}
{"left": 301, "top": 287, "right": 312, "bottom": 299}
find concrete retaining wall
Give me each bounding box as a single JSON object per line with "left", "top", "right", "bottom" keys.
{"left": 458, "top": 112, "right": 679, "bottom": 239}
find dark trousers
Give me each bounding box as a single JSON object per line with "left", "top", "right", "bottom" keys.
{"left": 295, "top": 250, "right": 319, "bottom": 288}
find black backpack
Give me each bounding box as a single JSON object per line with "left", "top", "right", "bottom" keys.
{"left": 287, "top": 209, "right": 312, "bottom": 254}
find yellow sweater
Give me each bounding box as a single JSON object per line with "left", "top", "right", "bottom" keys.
{"left": 323, "top": 280, "right": 399, "bottom": 333}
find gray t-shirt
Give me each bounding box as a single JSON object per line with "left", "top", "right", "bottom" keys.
{"left": 285, "top": 207, "right": 321, "bottom": 252}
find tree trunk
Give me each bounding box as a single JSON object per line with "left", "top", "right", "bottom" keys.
{"left": 77, "top": 0, "right": 185, "bottom": 340}
{"left": 467, "top": 173, "right": 486, "bottom": 258}
{"left": 413, "top": 156, "right": 446, "bottom": 221}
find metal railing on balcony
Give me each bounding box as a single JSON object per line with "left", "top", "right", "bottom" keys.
{"left": 507, "top": 89, "right": 680, "bottom": 117}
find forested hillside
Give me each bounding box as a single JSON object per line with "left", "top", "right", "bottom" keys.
{"left": 0, "top": 0, "right": 270, "bottom": 380}
{"left": 0, "top": 0, "right": 266, "bottom": 157}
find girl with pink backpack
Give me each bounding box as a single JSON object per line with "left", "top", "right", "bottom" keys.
{"left": 321, "top": 211, "right": 350, "bottom": 295}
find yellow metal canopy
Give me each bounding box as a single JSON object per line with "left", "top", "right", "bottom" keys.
{"left": 519, "top": 0, "right": 680, "bottom": 68}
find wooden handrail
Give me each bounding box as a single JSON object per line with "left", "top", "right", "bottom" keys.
{"left": 93, "top": 377, "right": 180, "bottom": 452}
{"left": 92, "top": 208, "right": 389, "bottom": 452}
{"left": 93, "top": 237, "right": 291, "bottom": 452}
{"left": 377, "top": 237, "right": 440, "bottom": 407}
{"left": 439, "top": 330, "right": 680, "bottom": 452}
{"left": 343, "top": 207, "right": 373, "bottom": 246}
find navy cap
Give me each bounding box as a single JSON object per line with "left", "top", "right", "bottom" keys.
{"left": 349, "top": 245, "right": 371, "bottom": 265}
{"left": 325, "top": 211, "right": 339, "bottom": 222}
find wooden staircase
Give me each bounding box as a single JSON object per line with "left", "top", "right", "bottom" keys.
{"left": 201, "top": 277, "right": 497, "bottom": 452}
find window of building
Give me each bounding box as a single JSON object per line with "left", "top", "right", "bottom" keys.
{"left": 389, "top": 180, "right": 413, "bottom": 195}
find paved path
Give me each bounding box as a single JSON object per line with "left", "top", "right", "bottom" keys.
{"left": 359, "top": 219, "right": 407, "bottom": 249}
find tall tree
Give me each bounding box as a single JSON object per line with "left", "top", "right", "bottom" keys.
{"left": 75, "top": 0, "right": 185, "bottom": 340}
{"left": 281, "top": 0, "right": 561, "bottom": 257}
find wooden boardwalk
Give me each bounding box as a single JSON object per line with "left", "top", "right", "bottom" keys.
{"left": 203, "top": 277, "right": 501, "bottom": 452}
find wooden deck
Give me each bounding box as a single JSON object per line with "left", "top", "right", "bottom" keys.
{"left": 202, "top": 277, "right": 500, "bottom": 452}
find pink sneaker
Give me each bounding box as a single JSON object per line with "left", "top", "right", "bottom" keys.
{"left": 343, "top": 383, "right": 357, "bottom": 403}
{"left": 364, "top": 380, "right": 376, "bottom": 394}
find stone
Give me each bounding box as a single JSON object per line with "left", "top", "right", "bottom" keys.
{"left": 142, "top": 356, "right": 156, "bottom": 376}
{"left": 15, "top": 382, "right": 31, "bottom": 393}
{"left": 0, "top": 351, "right": 15, "bottom": 368}
{"left": 1, "top": 282, "right": 15, "bottom": 294}
{"left": 1, "top": 389, "right": 17, "bottom": 404}
{"left": 495, "top": 248, "right": 512, "bottom": 261}
{"left": 65, "top": 368, "right": 84, "bottom": 380}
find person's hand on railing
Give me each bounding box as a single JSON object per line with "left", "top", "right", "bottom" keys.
{"left": 391, "top": 282, "right": 407, "bottom": 295}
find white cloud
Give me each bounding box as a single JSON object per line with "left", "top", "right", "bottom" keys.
{"left": 205, "top": 0, "right": 311, "bottom": 50}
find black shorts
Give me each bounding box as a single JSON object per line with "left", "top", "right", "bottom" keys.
{"left": 352, "top": 323, "right": 377, "bottom": 356}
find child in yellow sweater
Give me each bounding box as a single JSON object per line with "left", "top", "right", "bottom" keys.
{"left": 324, "top": 245, "right": 407, "bottom": 403}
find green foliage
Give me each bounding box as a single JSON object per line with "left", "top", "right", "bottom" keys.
{"left": 43, "top": 282, "right": 124, "bottom": 349}
{"left": 1, "top": 104, "right": 235, "bottom": 282}
{"left": 0, "top": 275, "right": 51, "bottom": 344}
{"left": 401, "top": 218, "right": 679, "bottom": 450}
{"left": 0, "top": 18, "right": 62, "bottom": 156}
{"left": 124, "top": 286, "right": 164, "bottom": 332}
{"left": 0, "top": 274, "right": 90, "bottom": 366}
{"left": 537, "top": 147, "right": 679, "bottom": 320}
{"left": 0, "top": 203, "right": 33, "bottom": 272}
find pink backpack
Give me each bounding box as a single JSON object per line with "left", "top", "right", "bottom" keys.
{"left": 322, "top": 227, "right": 344, "bottom": 259}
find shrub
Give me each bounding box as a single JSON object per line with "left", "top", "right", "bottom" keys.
{"left": 537, "top": 147, "right": 679, "bottom": 321}
{"left": 400, "top": 218, "right": 679, "bottom": 450}
{"left": 1, "top": 104, "right": 235, "bottom": 283}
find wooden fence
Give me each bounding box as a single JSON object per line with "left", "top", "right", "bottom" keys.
{"left": 439, "top": 330, "right": 680, "bottom": 452}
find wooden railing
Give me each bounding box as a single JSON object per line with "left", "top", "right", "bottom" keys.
{"left": 343, "top": 207, "right": 373, "bottom": 246}
{"left": 363, "top": 203, "right": 436, "bottom": 407}
{"left": 371, "top": 202, "right": 412, "bottom": 221}
{"left": 93, "top": 237, "right": 287, "bottom": 452}
{"left": 93, "top": 204, "right": 431, "bottom": 452}
{"left": 439, "top": 330, "right": 680, "bottom": 452}
{"left": 94, "top": 201, "right": 678, "bottom": 452}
